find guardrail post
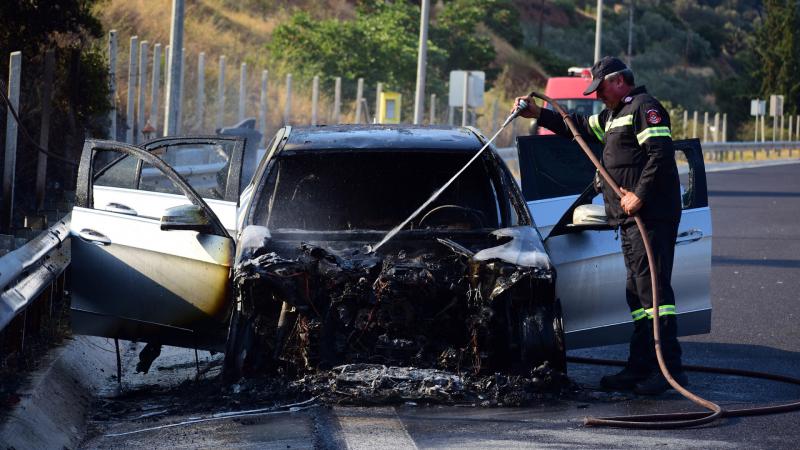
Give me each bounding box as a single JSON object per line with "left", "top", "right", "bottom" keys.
{"left": 216, "top": 55, "right": 226, "bottom": 131}
{"left": 36, "top": 49, "right": 55, "bottom": 212}
{"left": 238, "top": 62, "right": 247, "bottom": 122}
{"left": 333, "top": 76, "right": 341, "bottom": 124}
{"left": 108, "top": 30, "right": 118, "bottom": 140}
{"left": 3, "top": 51, "right": 21, "bottom": 233}
{"left": 355, "top": 77, "right": 364, "bottom": 124}
{"left": 311, "top": 75, "right": 319, "bottom": 126}
{"left": 284, "top": 73, "right": 292, "bottom": 125}
{"left": 126, "top": 36, "right": 139, "bottom": 144}
{"left": 196, "top": 52, "right": 205, "bottom": 132}
{"left": 150, "top": 43, "right": 162, "bottom": 136}
{"left": 136, "top": 40, "right": 148, "bottom": 144}
{"left": 430, "top": 93, "right": 437, "bottom": 125}
{"left": 259, "top": 70, "right": 268, "bottom": 143}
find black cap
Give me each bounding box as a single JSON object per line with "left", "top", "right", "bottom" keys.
{"left": 583, "top": 56, "right": 629, "bottom": 96}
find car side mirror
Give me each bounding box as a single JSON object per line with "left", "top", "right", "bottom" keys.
{"left": 160, "top": 204, "right": 215, "bottom": 233}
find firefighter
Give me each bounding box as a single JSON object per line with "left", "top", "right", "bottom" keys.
{"left": 513, "top": 56, "right": 687, "bottom": 395}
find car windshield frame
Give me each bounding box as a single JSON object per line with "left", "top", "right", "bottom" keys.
{"left": 248, "top": 148, "right": 520, "bottom": 234}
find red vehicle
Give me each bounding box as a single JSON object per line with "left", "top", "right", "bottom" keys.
{"left": 536, "top": 67, "right": 605, "bottom": 135}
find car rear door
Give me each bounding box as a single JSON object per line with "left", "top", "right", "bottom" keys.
{"left": 92, "top": 136, "right": 244, "bottom": 235}
{"left": 70, "top": 140, "right": 235, "bottom": 350}
{"left": 517, "top": 135, "right": 712, "bottom": 349}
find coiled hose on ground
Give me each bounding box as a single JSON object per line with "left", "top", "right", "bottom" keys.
{"left": 530, "top": 91, "right": 800, "bottom": 428}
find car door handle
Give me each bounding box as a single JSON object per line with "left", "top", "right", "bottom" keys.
{"left": 104, "top": 202, "right": 138, "bottom": 216}
{"left": 676, "top": 228, "right": 703, "bottom": 245}
{"left": 78, "top": 228, "right": 111, "bottom": 246}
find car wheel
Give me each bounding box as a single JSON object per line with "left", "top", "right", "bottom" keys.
{"left": 518, "top": 298, "right": 567, "bottom": 374}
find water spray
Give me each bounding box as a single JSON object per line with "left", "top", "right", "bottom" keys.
{"left": 369, "top": 100, "right": 530, "bottom": 254}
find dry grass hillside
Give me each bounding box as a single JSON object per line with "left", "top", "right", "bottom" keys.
{"left": 98, "top": 0, "right": 544, "bottom": 143}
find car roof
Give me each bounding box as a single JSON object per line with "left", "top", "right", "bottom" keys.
{"left": 280, "top": 125, "right": 484, "bottom": 153}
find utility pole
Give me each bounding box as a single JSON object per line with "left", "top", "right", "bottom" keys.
{"left": 594, "top": 0, "right": 603, "bottom": 62}
{"left": 164, "top": 0, "right": 184, "bottom": 136}
{"left": 413, "top": 0, "right": 430, "bottom": 124}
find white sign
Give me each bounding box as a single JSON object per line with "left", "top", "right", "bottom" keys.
{"left": 750, "top": 99, "right": 766, "bottom": 116}
{"left": 448, "top": 70, "right": 485, "bottom": 107}
{"left": 769, "top": 94, "right": 784, "bottom": 117}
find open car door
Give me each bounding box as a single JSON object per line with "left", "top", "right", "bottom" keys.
{"left": 518, "top": 135, "right": 712, "bottom": 349}
{"left": 70, "top": 140, "right": 235, "bottom": 350}
{"left": 91, "top": 136, "right": 245, "bottom": 235}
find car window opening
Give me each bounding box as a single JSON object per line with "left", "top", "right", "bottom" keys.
{"left": 258, "top": 151, "right": 504, "bottom": 232}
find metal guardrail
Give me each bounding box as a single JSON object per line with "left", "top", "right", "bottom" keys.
{"left": 496, "top": 141, "right": 800, "bottom": 162}
{"left": 0, "top": 214, "right": 71, "bottom": 342}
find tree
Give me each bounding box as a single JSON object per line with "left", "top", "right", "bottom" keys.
{"left": 0, "top": 0, "right": 109, "bottom": 211}
{"left": 268, "top": 0, "right": 506, "bottom": 115}
{"left": 755, "top": 0, "right": 800, "bottom": 115}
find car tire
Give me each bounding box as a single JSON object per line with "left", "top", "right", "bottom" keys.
{"left": 518, "top": 298, "right": 567, "bottom": 374}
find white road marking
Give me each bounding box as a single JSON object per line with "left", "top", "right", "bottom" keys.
{"left": 334, "top": 406, "right": 418, "bottom": 450}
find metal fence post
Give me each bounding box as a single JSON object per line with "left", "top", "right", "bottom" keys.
{"left": 238, "top": 62, "right": 247, "bottom": 122}
{"left": 692, "top": 110, "right": 698, "bottom": 138}
{"left": 164, "top": 45, "right": 170, "bottom": 126}
{"left": 126, "top": 36, "right": 139, "bottom": 143}
{"left": 36, "top": 50, "right": 55, "bottom": 212}
{"left": 3, "top": 52, "right": 21, "bottom": 232}
{"left": 259, "top": 70, "right": 268, "bottom": 143}
{"left": 355, "top": 77, "right": 364, "bottom": 124}
{"left": 176, "top": 47, "right": 186, "bottom": 134}
{"left": 430, "top": 93, "right": 436, "bottom": 125}
{"left": 136, "top": 40, "right": 148, "bottom": 144}
{"left": 150, "top": 43, "right": 162, "bottom": 136}
{"left": 702, "top": 111, "right": 708, "bottom": 143}
{"left": 375, "top": 82, "right": 383, "bottom": 124}
{"left": 311, "top": 75, "right": 319, "bottom": 126}
{"left": 164, "top": 0, "right": 185, "bottom": 136}
{"left": 216, "top": 55, "right": 226, "bottom": 130}
{"left": 284, "top": 73, "right": 292, "bottom": 125}
{"left": 461, "top": 71, "right": 469, "bottom": 127}
{"left": 196, "top": 52, "right": 205, "bottom": 132}
{"left": 681, "top": 110, "right": 687, "bottom": 139}
{"left": 108, "top": 30, "right": 118, "bottom": 140}
{"left": 333, "top": 77, "right": 341, "bottom": 124}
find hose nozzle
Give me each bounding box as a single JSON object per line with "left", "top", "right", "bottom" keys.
{"left": 502, "top": 99, "right": 528, "bottom": 128}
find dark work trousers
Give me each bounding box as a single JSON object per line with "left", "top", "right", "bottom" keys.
{"left": 620, "top": 219, "right": 683, "bottom": 373}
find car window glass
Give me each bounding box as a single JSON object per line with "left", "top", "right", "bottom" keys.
{"left": 93, "top": 154, "right": 137, "bottom": 189}
{"left": 140, "top": 143, "right": 231, "bottom": 199}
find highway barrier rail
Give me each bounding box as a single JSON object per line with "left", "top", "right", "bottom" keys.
{"left": 0, "top": 215, "right": 70, "bottom": 362}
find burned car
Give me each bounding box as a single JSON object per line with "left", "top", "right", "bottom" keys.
{"left": 69, "top": 125, "right": 711, "bottom": 379}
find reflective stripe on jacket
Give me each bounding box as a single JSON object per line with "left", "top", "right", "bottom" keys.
{"left": 537, "top": 86, "right": 681, "bottom": 226}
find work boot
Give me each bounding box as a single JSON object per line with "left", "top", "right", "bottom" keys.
{"left": 600, "top": 367, "right": 651, "bottom": 391}
{"left": 633, "top": 370, "right": 689, "bottom": 395}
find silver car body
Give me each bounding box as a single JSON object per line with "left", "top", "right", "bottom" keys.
{"left": 69, "top": 130, "right": 711, "bottom": 351}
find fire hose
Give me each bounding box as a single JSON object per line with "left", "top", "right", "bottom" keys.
{"left": 526, "top": 91, "right": 800, "bottom": 428}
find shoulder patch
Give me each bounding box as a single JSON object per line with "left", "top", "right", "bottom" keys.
{"left": 646, "top": 109, "right": 662, "bottom": 125}
{"left": 623, "top": 96, "right": 633, "bottom": 104}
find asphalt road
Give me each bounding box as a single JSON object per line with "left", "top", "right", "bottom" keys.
{"left": 80, "top": 162, "right": 800, "bottom": 449}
